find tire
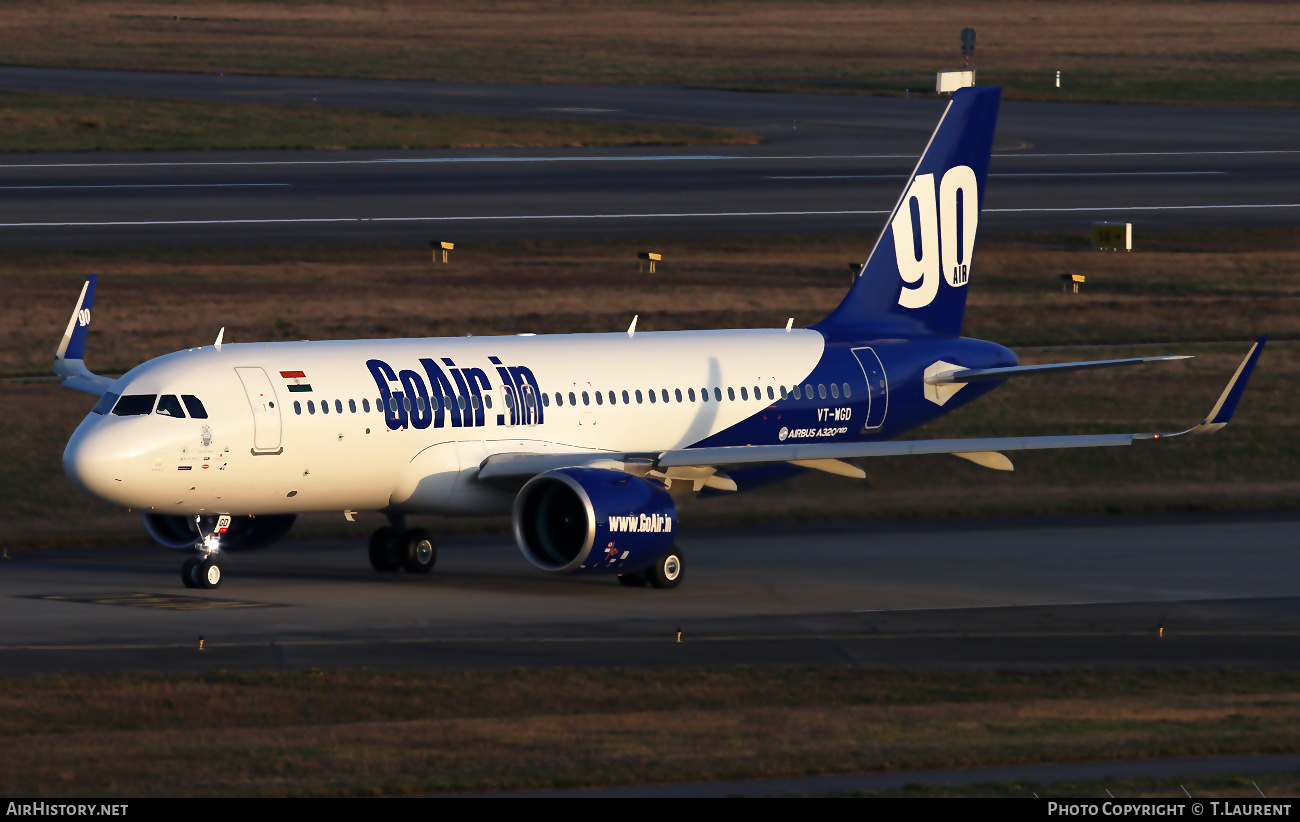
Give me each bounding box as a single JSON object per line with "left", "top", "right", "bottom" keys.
{"left": 181, "top": 557, "right": 200, "bottom": 589}
{"left": 196, "top": 557, "right": 222, "bottom": 589}
{"left": 617, "top": 571, "right": 648, "bottom": 587}
{"left": 647, "top": 547, "right": 684, "bottom": 589}
{"left": 368, "top": 527, "right": 401, "bottom": 572}
{"left": 399, "top": 528, "right": 437, "bottom": 574}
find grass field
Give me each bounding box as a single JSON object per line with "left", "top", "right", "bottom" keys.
{"left": 0, "top": 89, "right": 759, "bottom": 152}
{"left": 2, "top": 1, "right": 1297, "bottom": 107}
{"left": 2, "top": 230, "right": 1296, "bottom": 546}
{"left": 3, "top": 667, "right": 1299, "bottom": 796}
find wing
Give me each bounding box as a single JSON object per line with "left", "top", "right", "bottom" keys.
{"left": 478, "top": 338, "right": 1266, "bottom": 487}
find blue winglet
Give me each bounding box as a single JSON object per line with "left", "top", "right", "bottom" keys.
{"left": 57, "top": 274, "right": 97, "bottom": 362}
{"left": 1206, "top": 335, "right": 1267, "bottom": 426}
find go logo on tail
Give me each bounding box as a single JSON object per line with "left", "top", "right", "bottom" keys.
{"left": 893, "top": 165, "right": 979, "bottom": 309}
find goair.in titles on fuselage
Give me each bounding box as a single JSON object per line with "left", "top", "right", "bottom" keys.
{"left": 366, "top": 355, "right": 543, "bottom": 430}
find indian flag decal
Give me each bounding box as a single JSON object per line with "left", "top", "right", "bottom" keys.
{"left": 280, "top": 370, "right": 312, "bottom": 393}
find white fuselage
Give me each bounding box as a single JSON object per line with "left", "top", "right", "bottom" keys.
{"left": 65, "top": 329, "right": 825, "bottom": 517}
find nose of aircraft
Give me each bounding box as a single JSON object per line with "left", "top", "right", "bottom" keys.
{"left": 63, "top": 415, "right": 134, "bottom": 504}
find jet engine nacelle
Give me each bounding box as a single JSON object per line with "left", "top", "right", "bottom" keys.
{"left": 513, "top": 467, "right": 676, "bottom": 575}
{"left": 141, "top": 513, "right": 297, "bottom": 551}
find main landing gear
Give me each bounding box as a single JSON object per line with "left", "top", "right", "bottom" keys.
{"left": 617, "top": 545, "right": 684, "bottom": 589}
{"left": 368, "top": 518, "right": 437, "bottom": 574}
{"left": 181, "top": 514, "right": 225, "bottom": 589}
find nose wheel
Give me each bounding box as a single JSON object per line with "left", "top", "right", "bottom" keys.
{"left": 180, "top": 554, "right": 223, "bottom": 589}
{"left": 180, "top": 514, "right": 224, "bottom": 589}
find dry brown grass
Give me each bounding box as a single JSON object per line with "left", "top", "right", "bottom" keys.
{"left": 0, "top": 2, "right": 1297, "bottom": 105}
{"left": 0, "top": 90, "right": 759, "bottom": 152}
{"left": 3, "top": 231, "right": 1296, "bottom": 544}
{"left": 2, "top": 668, "right": 1299, "bottom": 796}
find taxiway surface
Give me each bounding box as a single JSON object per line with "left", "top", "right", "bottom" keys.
{"left": 3, "top": 512, "right": 1298, "bottom": 675}
{"left": 0, "top": 67, "right": 1296, "bottom": 248}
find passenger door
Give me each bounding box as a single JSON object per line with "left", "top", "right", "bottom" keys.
{"left": 235, "top": 367, "right": 283, "bottom": 454}
{"left": 851, "top": 347, "right": 889, "bottom": 431}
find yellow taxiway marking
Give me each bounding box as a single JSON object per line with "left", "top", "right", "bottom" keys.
{"left": 33, "top": 592, "right": 279, "bottom": 611}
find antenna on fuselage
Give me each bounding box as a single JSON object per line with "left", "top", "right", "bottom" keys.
{"left": 214, "top": 327, "right": 225, "bottom": 351}
{"left": 627, "top": 315, "right": 638, "bottom": 338}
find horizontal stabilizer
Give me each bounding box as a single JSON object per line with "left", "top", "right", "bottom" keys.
{"left": 925, "top": 355, "right": 1191, "bottom": 385}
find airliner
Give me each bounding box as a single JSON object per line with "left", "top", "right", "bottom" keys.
{"left": 55, "top": 87, "right": 1266, "bottom": 590}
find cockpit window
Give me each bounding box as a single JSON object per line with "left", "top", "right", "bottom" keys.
{"left": 92, "top": 392, "right": 119, "bottom": 415}
{"left": 181, "top": 395, "right": 208, "bottom": 419}
{"left": 155, "top": 394, "right": 186, "bottom": 418}
{"left": 112, "top": 394, "right": 157, "bottom": 416}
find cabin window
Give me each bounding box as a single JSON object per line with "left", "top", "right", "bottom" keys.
{"left": 701, "top": 388, "right": 709, "bottom": 403}
{"left": 484, "top": 395, "right": 493, "bottom": 409}
{"left": 792, "top": 385, "right": 801, "bottom": 400}
{"left": 727, "top": 387, "right": 735, "bottom": 401}
{"left": 754, "top": 386, "right": 761, "bottom": 400}
{"left": 377, "top": 398, "right": 384, "bottom": 413}
{"left": 622, "top": 390, "right": 630, "bottom": 405}
{"left": 112, "top": 394, "right": 156, "bottom": 416}
{"left": 322, "top": 399, "right": 330, "bottom": 414}
{"left": 181, "top": 395, "right": 208, "bottom": 419}
{"left": 504, "top": 392, "right": 514, "bottom": 409}
{"left": 635, "top": 390, "right": 643, "bottom": 404}
{"left": 608, "top": 391, "right": 616, "bottom": 405}
{"left": 569, "top": 392, "right": 577, "bottom": 406}
{"left": 399, "top": 397, "right": 410, "bottom": 413}
{"left": 348, "top": 399, "right": 356, "bottom": 413}
{"left": 802, "top": 383, "right": 811, "bottom": 398}
{"left": 308, "top": 400, "right": 316, "bottom": 415}
{"left": 818, "top": 384, "right": 827, "bottom": 400}
{"left": 335, "top": 399, "right": 343, "bottom": 413}
{"left": 830, "top": 383, "right": 839, "bottom": 399}
{"left": 293, "top": 401, "right": 301, "bottom": 414}
{"left": 596, "top": 391, "right": 604, "bottom": 406}
{"left": 674, "top": 388, "right": 682, "bottom": 403}
{"left": 739, "top": 387, "right": 748, "bottom": 401}
{"left": 582, "top": 391, "right": 590, "bottom": 406}
{"left": 780, "top": 385, "right": 788, "bottom": 400}
{"left": 526, "top": 392, "right": 536, "bottom": 409}
{"left": 542, "top": 393, "right": 551, "bottom": 408}
{"left": 714, "top": 387, "right": 722, "bottom": 402}
{"left": 417, "top": 397, "right": 426, "bottom": 413}
{"left": 472, "top": 394, "right": 482, "bottom": 410}
{"left": 661, "top": 389, "right": 670, "bottom": 403}
{"left": 554, "top": 393, "right": 563, "bottom": 407}
{"left": 767, "top": 386, "right": 775, "bottom": 400}
{"left": 648, "top": 390, "right": 657, "bottom": 404}
{"left": 362, "top": 398, "right": 370, "bottom": 413}
{"left": 688, "top": 388, "right": 696, "bottom": 402}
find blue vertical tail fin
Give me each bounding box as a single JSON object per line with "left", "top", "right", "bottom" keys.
{"left": 814, "top": 86, "right": 1001, "bottom": 338}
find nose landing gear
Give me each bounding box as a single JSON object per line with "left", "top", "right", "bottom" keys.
{"left": 181, "top": 514, "right": 226, "bottom": 589}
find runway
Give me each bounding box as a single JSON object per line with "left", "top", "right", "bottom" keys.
{"left": 3, "top": 512, "right": 1299, "bottom": 675}
{"left": 0, "top": 67, "right": 1296, "bottom": 248}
